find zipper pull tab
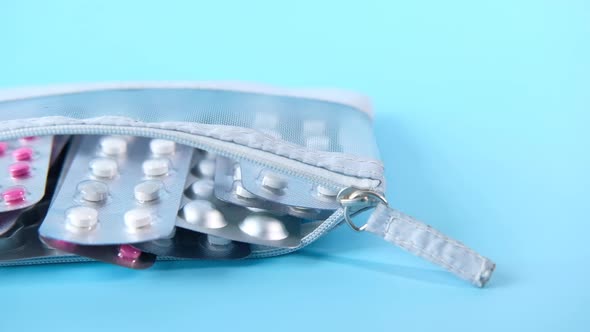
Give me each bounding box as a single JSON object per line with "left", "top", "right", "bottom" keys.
{"left": 337, "top": 187, "right": 495, "bottom": 287}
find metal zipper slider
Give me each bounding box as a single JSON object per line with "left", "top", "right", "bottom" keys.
{"left": 337, "top": 187, "right": 496, "bottom": 287}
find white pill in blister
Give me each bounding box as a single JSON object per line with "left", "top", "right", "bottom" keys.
{"left": 235, "top": 182, "right": 256, "bottom": 199}
{"left": 189, "top": 179, "right": 214, "bottom": 199}
{"left": 150, "top": 139, "right": 176, "bottom": 155}
{"left": 262, "top": 173, "right": 287, "bottom": 191}
{"left": 77, "top": 180, "right": 109, "bottom": 202}
{"left": 207, "top": 234, "right": 232, "bottom": 246}
{"left": 197, "top": 159, "right": 216, "bottom": 178}
{"left": 100, "top": 136, "right": 127, "bottom": 155}
{"left": 67, "top": 206, "right": 98, "bottom": 228}
{"left": 134, "top": 180, "right": 163, "bottom": 202}
{"left": 305, "top": 136, "right": 331, "bottom": 151}
{"left": 316, "top": 185, "right": 339, "bottom": 197}
{"left": 303, "top": 120, "right": 327, "bottom": 136}
{"left": 182, "top": 200, "right": 227, "bottom": 228}
{"left": 142, "top": 158, "right": 169, "bottom": 176}
{"left": 89, "top": 158, "right": 118, "bottom": 178}
{"left": 238, "top": 214, "right": 289, "bottom": 241}
{"left": 124, "top": 208, "right": 153, "bottom": 229}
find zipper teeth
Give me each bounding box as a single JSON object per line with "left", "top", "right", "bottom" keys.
{"left": 0, "top": 126, "right": 345, "bottom": 191}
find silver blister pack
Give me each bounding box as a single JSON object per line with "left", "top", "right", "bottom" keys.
{"left": 134, "top": 227, "right": 251, "bottom": 259}
{"left": 175, "top": 150, "right": 304, "bottom": 248}
{"left": 0, "top": 202, "right": 72, "bottom": 263}
{"left": 214, "top": 156, "right": 333, "bottom": 220}
{"left": 237, "top": 159, "right": 341, "bottom": 211}
{"left": 0, "top": 135, "right": 54, "bottom": 212}
{"left": 39, "top": 135, "right": 193, "bottom": 245}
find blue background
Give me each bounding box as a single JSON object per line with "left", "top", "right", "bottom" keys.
{"left": 0, "top": 1, "right": 588, "bottom": 331}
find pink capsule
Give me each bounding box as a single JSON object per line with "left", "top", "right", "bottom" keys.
{"left": 12, "top": 147, "right": 33, "bottom": 161}
{"left": 21, "top": 136, "right": 37, "bottom": 141}
{"left": 9, "top": 162, "right": 30, "bottom": 178}
{"left": 2, "top": 187, "right": 26, "bottom": 205}
{"left": 118, "top": 245, "right": 142, "bottom": 260}
{"left": 0, "top": 142, "right": 7, "bottom": 155}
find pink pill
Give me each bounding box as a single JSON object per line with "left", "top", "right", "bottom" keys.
{"left": 118, "top": 245, "right": 142, "bottom": 260}
{"left": 22, "top": 136, "right": 37, "bottom": 141}
{"left": 12, "top": 147, "right": 33, "bottom": 161}
{"left": 9, "top": 162, "right": 30, "bottom": 178}
{"left": 0, "top": 142, "right": 7, "bottom": 155}
{"left": 2, "top": 187, "right": 26, "bottom": 205}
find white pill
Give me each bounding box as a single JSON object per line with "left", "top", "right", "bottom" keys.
{"left": 124, "top": 208, "right": 153, "bottom": 229}
{"left": 67, "top": 206, "right": 98, "bottom": 228}
{"left": 182, "top": 200, "right": 227, "bottom": 228}
{"left": 142, "top": 158, "right": 169, "bottom": 176}
{"left": 77, "top": 180, "right": 109, "bottom": 202}
{"left": 303, "top": 120, "right": 327, "bottom": 136}
{"left": 150, "top": 139, "right": 176, "bottom": 155}
{"left": 197, "top": 159, "right": 216, "bottom": 178}
{"left": 89, "top": 158, "right": 118, "bottom": 178}
{"left": 238, "top": 214, "right": 289, "bottom": 241}
{"left": 317, "top": 185, "right": 339, "bottom": 197}
{"left": 235, "top": 182, "right": 256, "bottom": 199}
{"left": 189, "top": 179, "right": 214, "bottom": 199}
{"left": 207, "top": 235, "right": 232, "bottom": 246}
{"left": 100, "top": 136, "right": 127, "bottom": 156}
{"left": 305, "top": 136, "right": 331, "bottom": 151}
{"left": 134, "top": 180, "right": 163, "bottom": 202}
{"left": 262, "top": 173, "right": 287, "bottom": 190}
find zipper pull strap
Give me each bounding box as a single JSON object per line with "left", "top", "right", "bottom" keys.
{"left": 338, "top": 188, "right": 495, "bottom": 287}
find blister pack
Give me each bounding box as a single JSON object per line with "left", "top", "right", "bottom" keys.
{"left": 0, "top": 82, "right": 496, "bottom": 287}
{"left": 0, "top": 202, "right": 70, "bottom": 264}
{"left": 214, "top": 156, "right": 334, "bottom": 220}
{"left": 134, "top": 227, "right": 251, "bottom": 259}
{"left": 176, "top": 151, "right": 304, "bottom": 248}
{"left": 39, "top": 135, "right": 193, "bottom": 245}
{"left": 0, "top": 135, "right": 53, "bottom": 211}
{"left": 237, "top": 160, "right": 341, "bottom": 212}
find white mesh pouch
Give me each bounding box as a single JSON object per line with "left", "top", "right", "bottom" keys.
{"left": 0, "top": 82, "right": 494, "bottom": 287}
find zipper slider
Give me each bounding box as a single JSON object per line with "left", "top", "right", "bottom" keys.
{"left": 337, "top": 187, "right": 388, "bottom": 232}
{"left": 337, "top": 187, "right": 496, "bottom": 287}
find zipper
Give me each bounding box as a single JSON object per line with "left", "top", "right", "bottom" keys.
{"left": 0, "top": 124, "right": 380, "bottom": 193}
{"left": 0, "top": 123, "right": 387, "bottom": 258}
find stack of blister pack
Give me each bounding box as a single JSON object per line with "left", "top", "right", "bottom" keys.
{"left": 0, "top": 83, "right": 495, "bottom": 287}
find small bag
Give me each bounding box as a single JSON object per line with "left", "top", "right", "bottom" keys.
{"left": 0, "top": 82, "right": 494, "bottom": 286}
